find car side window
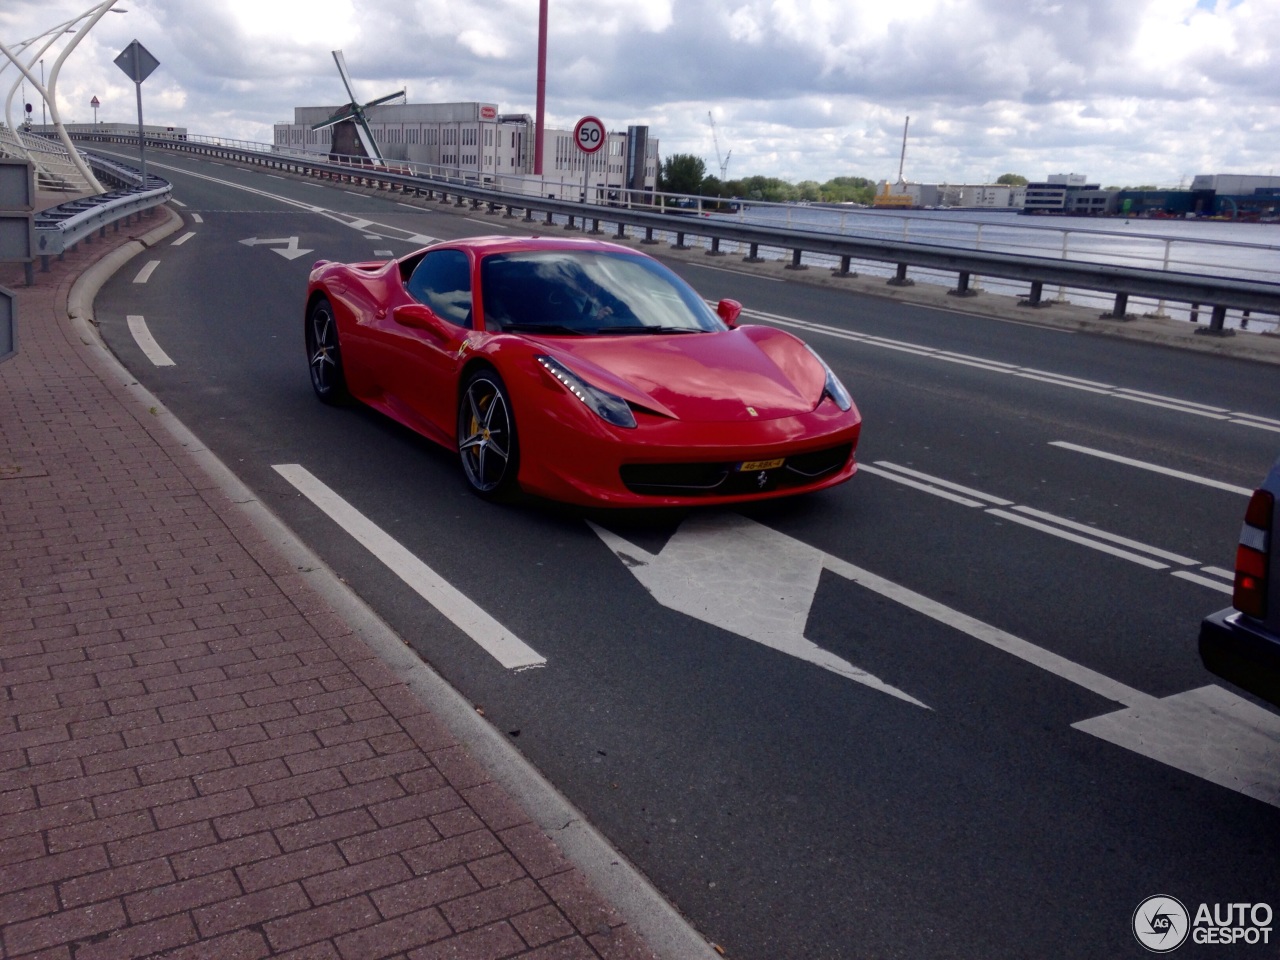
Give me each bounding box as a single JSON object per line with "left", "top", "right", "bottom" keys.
{"left": 406, "top": 250, "right": 473, "bottom": 327}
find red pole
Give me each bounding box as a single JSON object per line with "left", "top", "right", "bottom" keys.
{"left": 535, "top": 0, "right": 547, "bottom": 175}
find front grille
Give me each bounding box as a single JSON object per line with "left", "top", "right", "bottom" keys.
{"left": 619, "top": 443, "right": 853, "bottom": 496}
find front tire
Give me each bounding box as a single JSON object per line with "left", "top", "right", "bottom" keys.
{"left": 306, "top": 296, "right": 348, "bottom": 405}
{"left": 458, "top": 369, "right": 519, "bottom": 499}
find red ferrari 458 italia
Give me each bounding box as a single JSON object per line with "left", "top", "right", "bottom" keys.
{"left": 304, "top": 235, "right": 861, "bottom": 507}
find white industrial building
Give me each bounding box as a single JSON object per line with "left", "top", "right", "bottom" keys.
{"left": 273, "top": 101, "right": 658, "bottom": 199}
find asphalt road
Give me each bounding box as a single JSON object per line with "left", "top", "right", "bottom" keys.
{"left": 91, "top": 147, "right": 1280, "bottom": 959}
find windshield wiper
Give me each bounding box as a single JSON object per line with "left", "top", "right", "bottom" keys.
{"left": 597, "top": 325, "right": 704, "bottom": 335}
{"left": 499, "top": 323, "right": 587, "bottom": 335}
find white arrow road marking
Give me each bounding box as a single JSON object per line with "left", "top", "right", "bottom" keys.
{"left": 273, "top": 464, "right": 545, "bottom": 670}
{"left": 1075, "top": 686, "right": 1280, "bottom": 808}
{"left": 126, "top": 315, "right": 175, "bottom": 367}
{"left": 593, "top": 512, "right": 1280, "bottom": 808}
{"left": 590, "top": 513, "right": 929, "bottom": 708}
{"left": 239, "top": 236, "right": 315, "bottom": 261}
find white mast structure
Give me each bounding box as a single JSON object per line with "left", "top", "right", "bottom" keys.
{"left": 0, "top": 0, "right": 126, "bottom": 195}
{"left": 708, "top": 111, "right": 731, "bottom": 181}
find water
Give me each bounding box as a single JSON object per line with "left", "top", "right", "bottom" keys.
{"left": 694, "top": 205, "right": 1280, "bottom": 331}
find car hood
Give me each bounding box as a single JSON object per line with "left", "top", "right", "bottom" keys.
{"left": 532, "top": 326, "right": 828, "bottom": 422}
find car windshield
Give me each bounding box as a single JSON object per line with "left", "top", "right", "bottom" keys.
{"left": 480, "top": 250, "right": 724, "bottom": 335}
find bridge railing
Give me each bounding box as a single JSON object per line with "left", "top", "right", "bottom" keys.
{"left": 69, "top": 131, "right": 1280, "bottom": 336}
{"left": 33, "top": 146, "right": 171, "bottom": 266}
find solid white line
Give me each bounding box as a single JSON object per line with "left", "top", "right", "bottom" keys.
{"left": 822, "top": 553, "right": 1154, "bottom": 708}
{"left": 1010, "top": 506, "right": 1199, "bottom": 565}
{"left": 1232, "top": 419, "right": 1280, "bottom": 434}
{"left": 695, "top": 263, "right": 790, "bottom": 282}
{"left": 272, "top": 464, "right": 545, "bottom": 670}
{"left": 873, "top": 461, "right": 1014, "bottom": 505}
{"left": 1050, "top": 441, "right": 1253, "bottom": 496}
{"left": 132, "top": 260, "right": 160, "bottom": 284}
{"left": 171, "top": 232, "right": 196, "bottom": 246}
{"left": 755, "top": 313, "right": 1275, "bottom": 434}
{"left": 1171, "top": 571, "right": 1233, "bottom": 594}
{"left": 858, "top": 464, "right": 987, "bottom": 508}
{"left": 1114, "top": 393, "right": 1230, "bottom": 420}
{"left": 1114, "top": 388, "right": 1230, "bottom": 412}
{"left": 126, "top": 315, "right": 175, "bottom": 367}
{"left": 987, "top": 509, "right": 1170, "bottom": 569}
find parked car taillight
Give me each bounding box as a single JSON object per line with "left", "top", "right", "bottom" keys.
{"left": 1234, "top": 488, "right": 1274, "bottom": 619}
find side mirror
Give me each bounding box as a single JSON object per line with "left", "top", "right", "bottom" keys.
{"left": 716, "top": 298, "right": 743, "bottom": 328}
{"left": 393, "top": 303, "right": 445, "bottom": 332}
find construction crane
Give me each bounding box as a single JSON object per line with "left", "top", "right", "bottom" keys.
{"left": 707, "top": 111, "right": 731, "bottom": 180}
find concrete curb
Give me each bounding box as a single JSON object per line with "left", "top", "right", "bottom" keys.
{"left": 66, "top": 204, "right": 719, "bottom": 960}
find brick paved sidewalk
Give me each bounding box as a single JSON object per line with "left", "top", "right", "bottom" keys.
{"left": 0, "top": 209, "right": 662, "bottom": 958}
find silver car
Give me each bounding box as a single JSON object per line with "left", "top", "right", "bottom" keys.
{"left": 1200, "top": 454, "right": 1280, "bottom": 708}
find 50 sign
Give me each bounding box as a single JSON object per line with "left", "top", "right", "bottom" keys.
{"left": 574, "top": 116, "right": 606, "bottom": 154}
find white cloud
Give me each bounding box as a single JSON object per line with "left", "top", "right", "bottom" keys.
{"left": 1, "top": 0, "right": 1275, "bottom": 187}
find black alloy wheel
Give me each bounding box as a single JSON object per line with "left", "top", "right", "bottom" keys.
{"left": 458, "top": 369, "right": 519, "bottom": 498}
{"left": 306, "top": 296, "right": 348, "bottom": 404}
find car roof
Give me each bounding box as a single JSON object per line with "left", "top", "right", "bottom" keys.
{"left": 419, "top": 235, "right": 644, "bottom": 259}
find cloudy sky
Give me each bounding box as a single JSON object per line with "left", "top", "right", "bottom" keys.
{"left": 1, "top": 0, "right": 1274, "bottom": 188}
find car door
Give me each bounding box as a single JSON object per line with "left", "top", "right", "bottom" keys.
{"left": 380, "top": 248, "right": 475, "bottom": 445}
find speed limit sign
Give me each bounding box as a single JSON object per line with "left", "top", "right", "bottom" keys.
{"left": 574, "top": 116, "right": 606, "bottom": 154}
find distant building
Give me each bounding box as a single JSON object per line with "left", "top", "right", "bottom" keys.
{"left": 272, "top": 102, "right": 657, "bottom": 197}
{"left": 1189, "top": 174, "right": 1280, "bottom": 194}
{"left": 1024, "top": 175, "right": 1116, "bottom": 215}
{"left": 874, "top": 180, "right": 1025, "bottom": 209}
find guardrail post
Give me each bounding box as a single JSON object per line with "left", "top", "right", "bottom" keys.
{"left": 887, "top": 263, "right": 914, "bottom": 287}
{"left": 948, "top": 271, "right": 977, "bottom": 297}
{"left": 1194, "top": 305, "right": 1235, "bottom": 338}
{"left": 832, "top": 255, "right": 855, "bottom": 278}
{"left": 785, "top": 249, "right": 808, "bottom": 271}
{"left": 1018, "top": 281, "right": 1051, "bottom": 308}
{"left": 743, "top": 243, "right": 763, "bottom": 263}
{"left": 615, "top": 223, "right": 627, "bottom": 240}
{"left": 672, "top": 232, "right": 690, "bottom": 251}
{"left": 642, "top": 227, "right": 658, "bottom": 245}
{"left": 1101, "top": 293, "right": 1135, "bottom": 321}
{"left": 1189, "top": 303, "right": 1200, "bottom": 323}
{"left": 564, "top": 215, "right": 578, "bottom": 231}
{"left": 707, "top": 237, "right": 725, "bottom": 257}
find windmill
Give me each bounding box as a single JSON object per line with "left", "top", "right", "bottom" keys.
{"left": 310, "top": 50, "right": 405, "bottom": 166}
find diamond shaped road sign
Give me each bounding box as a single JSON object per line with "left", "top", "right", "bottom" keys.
{"left": 114, "top": 40, "right": 160, "bottom": 84}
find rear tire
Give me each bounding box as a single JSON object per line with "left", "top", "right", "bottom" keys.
{"left": 306, "top": 296, "right": 348, "bottom": 405}
{"left": 458, "top": 369, "right": 519, "bottom": 499}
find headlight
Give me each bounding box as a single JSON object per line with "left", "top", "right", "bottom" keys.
{"left": 805, "top": 345, "right": 853, "bottom": 411}
{"left": 537, "top": 356, "right": 637, "bottom": 429}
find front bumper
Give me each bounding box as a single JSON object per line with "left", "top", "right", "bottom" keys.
{"left": 1199, "top": 607, "right": 1280, "bottom": 710}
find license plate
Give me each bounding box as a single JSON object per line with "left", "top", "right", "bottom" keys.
{"left": 738, "top": 458, "right": 785, "bottom": 472}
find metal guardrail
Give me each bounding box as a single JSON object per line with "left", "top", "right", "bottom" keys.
{"left": 33, "top": 150, "right": 171, "bottom": 265}
{"left": 71, "top": 132, "right": 1280, "bottom": 336}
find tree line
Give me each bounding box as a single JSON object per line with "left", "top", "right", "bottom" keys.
{"left": 657, "top": 154, "right": 1029, "bottom": 204}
